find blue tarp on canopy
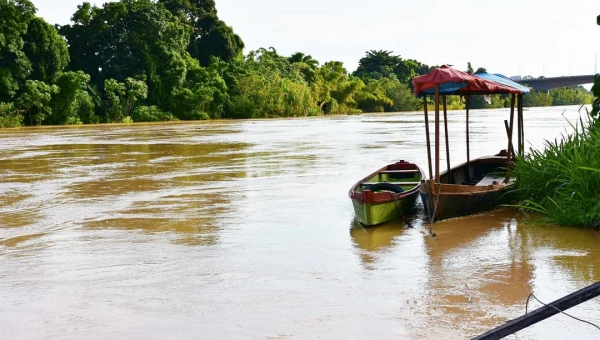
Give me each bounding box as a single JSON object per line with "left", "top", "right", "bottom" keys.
{"left": 475, "top": 73, "right": 531, "bottom": 94}
{"left": 417, "top": 82, "right": 468, "bottom": 97}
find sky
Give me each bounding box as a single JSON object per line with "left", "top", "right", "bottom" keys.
{"left": 33, "top": 0, "right": 600, "bottom": 78}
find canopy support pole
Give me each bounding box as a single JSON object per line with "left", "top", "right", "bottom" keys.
{"left": 517, "top": 94, "right": 522, "bottom": 157}
{"left": 443, "top": 95, "right": 451, "bottom": 182}
{"left": 504, "top": 93, "right": 516, "bottom": 183}
{"left": 423, "top": 96, "right": 433, "bottom": 180}
{"left": 519, "top": 93, "right": 524, "bottom": 156}
{"left": 466, "top": 95, "right": 471, "bottom": 179}
{"left": 435, "top": 86, "right": 440, "bottom": 183}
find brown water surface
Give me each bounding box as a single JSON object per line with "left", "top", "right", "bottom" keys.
{"left": 1, "top": 106, "right": 599, "bottom": 339}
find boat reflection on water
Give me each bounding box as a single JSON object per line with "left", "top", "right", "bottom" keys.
{"left": 349, "top": 215, "right": 429, "bottom": 276}
{"left": 350, "top": 218, "right": 419, "bottom": 252}
{"left": 349, "top": 208, "right": 542, "bottom": 338}
{"left": 348, "top": 207, "right": 600, "bottom": 338}
{"left": 419, "top": 209, "right": 538, "bottom": 336}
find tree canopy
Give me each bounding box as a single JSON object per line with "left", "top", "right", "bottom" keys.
{"left": 0, "top": 0, "right": 593, "bottom": 127}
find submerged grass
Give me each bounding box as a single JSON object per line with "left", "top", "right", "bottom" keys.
{"left": 512, "top": 113, "right": 600, "bottom": 228}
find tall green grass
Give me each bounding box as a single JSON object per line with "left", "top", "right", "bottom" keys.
{"left": 512, "top": 113, "right": 600, "bottom": 228}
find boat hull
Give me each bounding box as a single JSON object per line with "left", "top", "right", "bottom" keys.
{"left": 427, "top": 183, "right": 514, "bottom": 221}
{"left": 349, "top": 160, "right": 424, "bottom": 226}
{"left": 424, "top": 155, "right": 517, "bottom": 221}
{"left": 352, "top": 192, "right": 419, "bottom": 226}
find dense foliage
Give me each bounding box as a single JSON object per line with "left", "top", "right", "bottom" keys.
{"left": 512, "top": 115, "right": 600, "bottom": 228}
{"left": 512, "top": 70, "right": 600, "bottom": 228}
{"left": 0, "top": 0, "right": 594, "bottom": 127}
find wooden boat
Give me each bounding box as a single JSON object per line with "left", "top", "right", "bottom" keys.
{"left": 412, "top": 66, "right": 530, "bottom": 222}
{"left": 420, "top": 155, "right": 516, "bottom": 221}
{"left": 349, "top": 160, "right": 425, "bottom": 226}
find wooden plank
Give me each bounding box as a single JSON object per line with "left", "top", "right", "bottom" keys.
{"left": 431, "top": 182, "right": 510, "bottom": 194}
{"left": 379, "top": 169, "right": 420, "bottom": 174}
{"left": 361, "top": 182, "right": 420, "bottom": 187}
{"left": 505, "top": 94, "right": 516, "bottom": 183}
{"left": 504, "top": 120, "right": 516, "bottom": 159}
{"left": 472, "top": 281, "right": 600, "bottom": 340}
{"left": 475, "top": 174, "right": 506, "bottom": 186}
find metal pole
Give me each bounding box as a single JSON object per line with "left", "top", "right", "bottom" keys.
{"left": 423, "top": 96, "right": 433, "bottom": 180}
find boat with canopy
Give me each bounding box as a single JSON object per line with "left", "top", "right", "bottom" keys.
{"left": 412, "top": 65, "right": 530, "bottom": 221}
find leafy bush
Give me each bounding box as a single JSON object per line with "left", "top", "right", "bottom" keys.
{"left": 512, "top": 114, "right": 600, "bottom": 228}
{"left": 131, "top": 105, "right": 178, "bottom": 122}
{"left": 0, "top": 103, "right": 23, "bottom": 128}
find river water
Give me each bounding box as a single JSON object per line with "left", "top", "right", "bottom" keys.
{"left": 1, "top": 105, "right": 599, "bottom": 339}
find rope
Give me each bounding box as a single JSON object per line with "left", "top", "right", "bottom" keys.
{"left": 525, "top": 293, "right": 600, "bottom": 332}
{"left": 427, "top": 182, "right": 442, "bottom": 237}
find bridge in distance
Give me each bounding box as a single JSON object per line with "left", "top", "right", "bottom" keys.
{"left": 513, "top": 74, "right": 595, "bottom": 91}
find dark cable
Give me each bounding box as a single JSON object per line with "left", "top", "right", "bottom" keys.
{"left": 525, "top": 293, "right": 600, "bottom": 332}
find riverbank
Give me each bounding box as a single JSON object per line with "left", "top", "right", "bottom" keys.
{"left": 513, "top": 110, "right": 600, "bottom": 228}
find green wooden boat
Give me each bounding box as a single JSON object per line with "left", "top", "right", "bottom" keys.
{"left": 349, "top": 160, "right": 425, "bottom": 226}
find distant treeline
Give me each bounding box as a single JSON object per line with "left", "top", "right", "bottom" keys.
{"left": 0, "top": 0, "right": 593, "bottom": 127}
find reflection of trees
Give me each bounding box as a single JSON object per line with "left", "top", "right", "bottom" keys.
{"left": 79, "top": 141, "right": 250, "bottom": 246}
{"left": 0, "top": 124, "right": 253, "bottom": 248}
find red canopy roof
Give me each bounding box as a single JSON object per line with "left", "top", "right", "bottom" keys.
{"left": 412, "top": 65, "right": 525, "bottom": 96}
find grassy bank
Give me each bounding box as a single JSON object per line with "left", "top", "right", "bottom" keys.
{"left": 512, "top": 113, "right": 600, "bottom": 228}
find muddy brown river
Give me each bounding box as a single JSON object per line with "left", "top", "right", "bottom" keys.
{"left": 1, "top": 106, "right": 599, "bottom": 339}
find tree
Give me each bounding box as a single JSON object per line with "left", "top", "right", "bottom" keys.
{"left": 329, "top": 76, "right": 364, "bottom": 114}
{"left": 353, "top": 50, "right": 431, "bottom": 86}
{"left": 312, "top": 61, "right": 348, "bottom": 110}
{"left": 22, "top": 17, "right": 69, "bottom": 84}
{"left": 159, "top": 0, "right": 244, "bottom": 66}
{"left": 355, "top": 78, "right": 393, "bottom": 113}
{"left": 288, "top": 52, "right": 319, "bottom": 84}
{"left": 224, "top": 49, "right": 320, "bottom": 118}
{"left": 48, "top": 71, "right": 96, "bottom": 125}
{"left": 60, "top": 0, "right": 192, "bottom": 109}
{"left": 523, "top": 91, "right": 553, "bottom": 107}
{"left": 466, "top": 62, "right": 474, "bottom": 75}
{"left": 380, "top": 78, "right": 422, "bottom": 112}
{"left": 104, "top": 78, "right": 148, "bottom": 122}
{"left": 16, "top": 80, "right": 57, "bottom": 125}
{"left": 0, "top": 0, "right": 36, "bottom": 100}
{"left": 0, "top": 102, "right": 23, "bottom": 127}
{"left": 170, "top": 57, "right": 229, "bottom": 120}
{"left": 354, "top": 50, "right": 399, "bottom": 81}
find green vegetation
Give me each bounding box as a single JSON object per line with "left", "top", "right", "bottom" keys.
{"left": 513, "top": 113, "right": 600, "bottom": 228}
{"left": 0, "top": 0, "right": 594, "bottom": 127}
{"left": 522, "top": 86, "right": 593, "bottom": 107}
